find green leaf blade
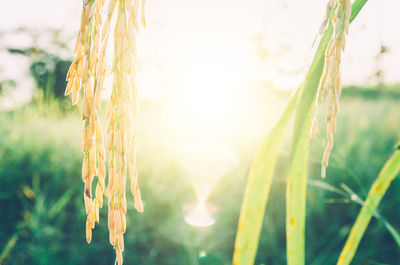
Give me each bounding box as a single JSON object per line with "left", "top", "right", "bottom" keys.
{"left": 233, "top": 90, "right": 299, "bottom": 265}
{"left": 337, "top": 150, "right": 400, "bottom": 265}
{"left": 286, "top": 116, "right": 311, "bottom": 265}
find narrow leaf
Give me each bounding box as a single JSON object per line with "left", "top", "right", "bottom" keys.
{"left": 350, "top": 0, "right": 368, "bottom": 22}
{"left": 0, "top": 233, "right": 18, "bottom": 264}
{"left": 48, "top": 188, "right": 74, "bottom": 219}
{"left": 337, "top": 150, "right": 400, "bottom": 265}
{"left": 308, "top": 179, "right": 400, "bottom": 248}
{"left": 286, "top": 115, "right": 311, "bottom": 265}
{"left": 233, "top": 89, "right": 299, "bottom": 265}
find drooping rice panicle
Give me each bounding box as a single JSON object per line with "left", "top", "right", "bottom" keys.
{"left": 65, "top": 0, "right": 146, "bottom": 264}
{"left": 311, "top": 0, "right": 351, "bottom": 178}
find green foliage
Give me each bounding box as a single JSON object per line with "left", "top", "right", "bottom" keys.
{"left": 30, "top": 57, "right": 71, "bottom": 100}
{"left": 337, "top": 150, "right": 400, "bottom": 265}
{"left": 0, "top": 108, "right": 82, "bottom": 264}
{"left": 233, "top": 1, "right": 399, "bottom": 265}
{"left": 7, "top": 48, "right": 72, "bottom": 104}
{"left": 341, "top": 84, "right": 400, "bottom": 100}
{"left": 0, "top": 96, "right": 399, "bottom": 265}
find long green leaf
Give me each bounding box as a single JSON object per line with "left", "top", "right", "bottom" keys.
{"left": 233, "top": 89, "right": 299, "bottom": 265}
{"left": 308, "top": 179, "right": 400, "bottom": 249}
{"left": 285, "top": 6, "right": 334, "bottom": 265}
{"left": 350, "top": 0, "right": 368, "bottom": 22}
{"left": 286, "top": 115, "right": 311, "bottom": 265}
{"left": 48, "top": 188, "right": 74, "bottom": 219}
{"left": 0, "top": 233, "right": 18, "bottom": 264}
{"left": 337, "top": 150, "right": 400, "bottom": 265}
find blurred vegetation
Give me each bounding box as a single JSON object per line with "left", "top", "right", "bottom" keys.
{"left": 342, "top": 84, "right": 400, "bottom": 100}
{"left": 6, "top": 47, "right": 73, "bottom": 109}
{"left": 0, "top": 28, "right": 74, "bottom": 110}
{"left": 0, "top": 90, "right": 399, "bottom": 264}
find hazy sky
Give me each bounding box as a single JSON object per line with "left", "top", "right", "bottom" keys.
{"left": 1, "top": 0, "right": 399, "bottom": 99}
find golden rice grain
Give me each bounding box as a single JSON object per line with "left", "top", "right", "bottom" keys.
{"left": 65, "top": 1, "right": 146, "bottom": 264}
{"left": 311, "top": 0, "right": 351, "bottom": 178}
{"left": 310, "top": 117, "right": 318, "bottom": 139}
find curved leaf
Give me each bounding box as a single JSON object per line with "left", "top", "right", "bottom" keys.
{"left": 233, "top": 89, "right": 299, "bottom": 265}
{"left": 337, "top": 150, "right": 400, "bottom": 265}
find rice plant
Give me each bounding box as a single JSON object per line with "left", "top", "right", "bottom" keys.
{"left": 234, "top": 0, "right": 399, "bottom": 265}
{"left": 65, "top": 0, "right": 146, "bottom": 264}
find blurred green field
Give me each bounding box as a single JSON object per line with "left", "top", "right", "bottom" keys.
{"left": 0, "top": 93, "right": 399, "bottom": 265}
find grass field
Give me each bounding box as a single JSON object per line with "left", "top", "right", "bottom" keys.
{"left": 0, "top": 91, "right": 399, "bottom": 265}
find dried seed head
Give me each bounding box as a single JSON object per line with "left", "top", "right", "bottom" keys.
{"left": 84, "top": 193, "right": 92, "bottom": 215}
{"left": 118, "top": 233, "right": 125, "bottom": 252}
{"left": 94, "top": 199, "right": 100, "bottom": 223}
{"left": 116, "top": 244, "right": 123, "bottom": 265}
{"left": 311, "top": 0, "right": 351, "bottom": 178}
{"left": 65, "top": 0, "right": 146, "bottom": 263}
{"left": 310, "top": 118, "right": 317, "bottom": 139}
{"left": 86, "top": 219, "right": 92, "bottom": 243}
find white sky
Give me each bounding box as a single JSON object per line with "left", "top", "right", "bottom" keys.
{"left": 0, "top": 0, "right": 399, "bottom": 101}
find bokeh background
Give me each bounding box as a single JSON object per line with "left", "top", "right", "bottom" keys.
{"left": 1, "top": 0, "right": 399, "bottom": 264}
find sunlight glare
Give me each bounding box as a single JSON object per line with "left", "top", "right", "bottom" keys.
{"left": 175, "top": 45, "right": 245, "bottom": 136}
{"left": 179, "top": 143, "right": 238, "bottom": 227}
